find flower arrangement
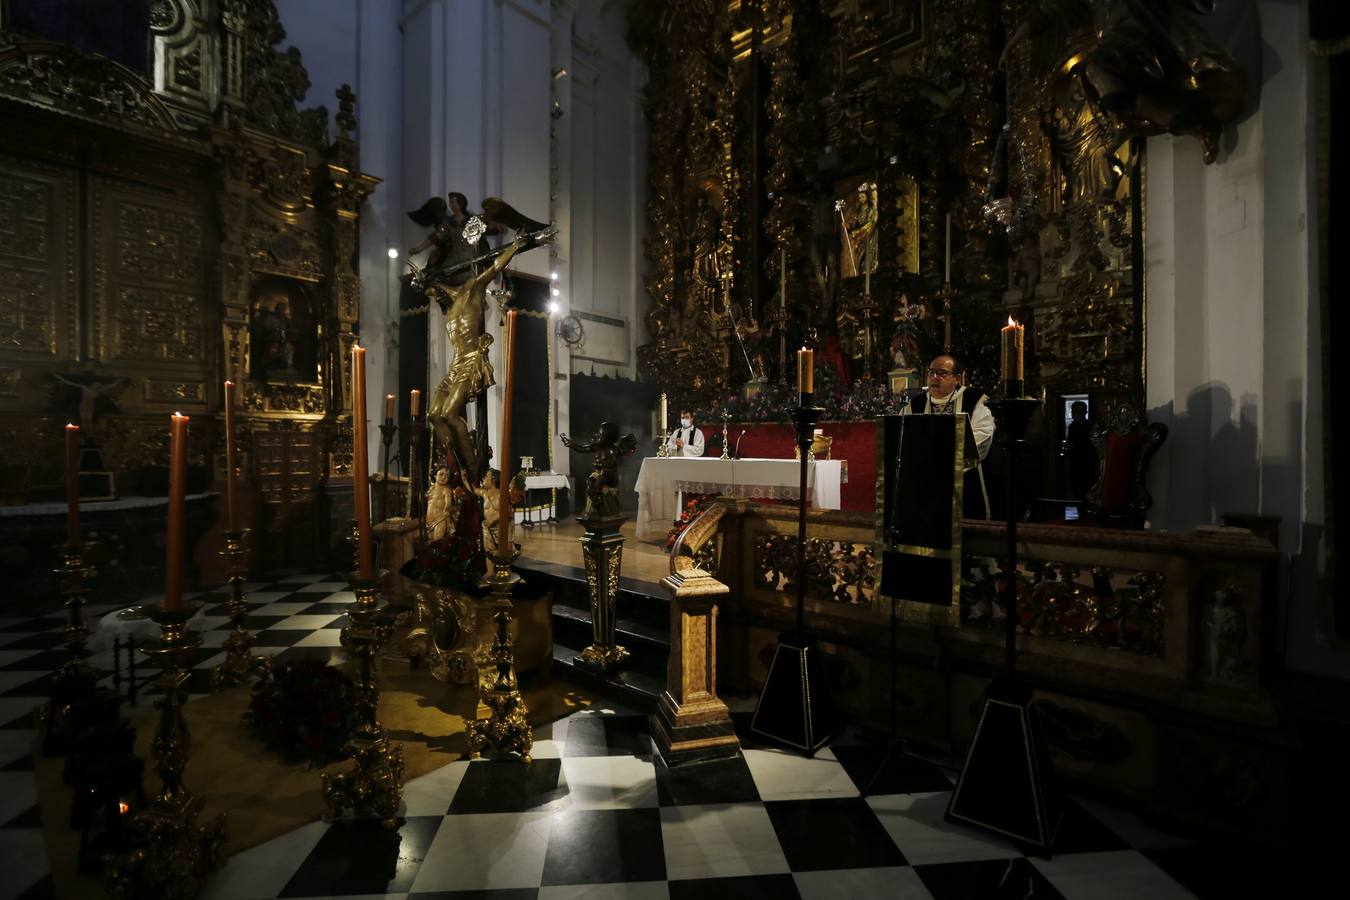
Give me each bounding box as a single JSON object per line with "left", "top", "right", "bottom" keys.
{"left": 246, "top": 659, "right": 361, "bottom": 767}
{"left": 665, "top": 493, "right": 717, "bottom": 550}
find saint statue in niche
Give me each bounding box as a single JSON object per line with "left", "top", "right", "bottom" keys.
{"left": 836, "top": 181, "right": 878, "bottom": 279}
{"left": 250, "top": 292, "right": 299, "bottom": 380}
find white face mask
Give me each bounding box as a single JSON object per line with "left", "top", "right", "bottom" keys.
{"left": 680, "top": 417, "right": 692, "bottom": 428}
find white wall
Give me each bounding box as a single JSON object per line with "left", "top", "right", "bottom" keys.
{"left": 276, "top": 0, "right": 403, "bottom": 474}
{"left": 1145, "top": 0, "right": 1340, "bottom": 678}
{"left": 279, "top": 0, "right": 648, "bottom": 480}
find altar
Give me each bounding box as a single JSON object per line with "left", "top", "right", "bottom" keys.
{"left": 634, "top": 456, "right": 842, "bottom": 542}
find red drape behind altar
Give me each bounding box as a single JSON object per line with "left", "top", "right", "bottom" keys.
{"left": 719, "top": 421, "right": 877, "bottom": 513}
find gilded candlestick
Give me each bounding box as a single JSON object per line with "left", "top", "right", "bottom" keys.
{"left": 210, "top": 529, "right": 270, "bottom": 689}
{"left": 467, "top": 547, "right": 532, "bottom": 761}
{"left": 105, "top": 603, "right": 227, "bottom": 899}
{"left": 321, "top": 569, "right": 404, "bottom": 827}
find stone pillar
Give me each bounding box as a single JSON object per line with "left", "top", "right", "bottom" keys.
{"left": 650, "top": 566, "right": 740, "bottom": 766}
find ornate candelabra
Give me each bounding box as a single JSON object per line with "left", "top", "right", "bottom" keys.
{"left": 719, "top": 409, "right": 731, "bottom": 460}
{"left": 210, "top": 529, "right": 270, "bottom": 689}
{"left": 656, "top": 391, "right": 670, "bottom": 458}
{"left": 379, "top": 420, "right": 398, "bottom": 520}
{"left": 105, "top": 604, "right": 227, "bottom": 898}
{"left": 750, "top": 401, "right": 839, "bottom": 753}
{"left": 321, "top": 569, "right": 405, "bottom": 827}
{"left": 467, "top": 547, "right": 533, "bottom": 761}
{"left": 42, "top": 542, "right": 100, "bottom": 755}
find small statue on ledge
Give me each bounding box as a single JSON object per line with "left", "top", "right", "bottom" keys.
{"left": 561, "top": 422, "right": 636, "bottom": 520}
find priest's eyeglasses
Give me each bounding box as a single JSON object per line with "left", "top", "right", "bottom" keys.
{"left": 927, "top": 367, "right": 955, "bottom": 378}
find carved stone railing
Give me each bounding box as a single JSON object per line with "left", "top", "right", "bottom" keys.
{"left": 710, "top": 500, "right": 1279, "bottom": 717}
{"left": 705, "top": 499, "right": 1285, "bottom": 830}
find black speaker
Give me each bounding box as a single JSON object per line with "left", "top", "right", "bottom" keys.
{"left": 750, "top": 634, "right": 839, "bottom": 754}
{"left": 946, "top": 679, "right": 1063, "bottom": 854}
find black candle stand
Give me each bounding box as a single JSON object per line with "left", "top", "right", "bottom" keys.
{"left": 749, "top": 400, "right": 839, "bottom": 754}
{"left": 406, "top": 414, "right": 426, "bottom": 529}
{"left": 379, "top": 420, "right": 398, "bottom": 520}
{"left": 945, "top": 390, "right": 1063, "bottom": 854}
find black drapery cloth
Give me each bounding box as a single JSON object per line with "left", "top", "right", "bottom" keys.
{"left": 1311, "top": 0, "right": 1348, "bottom": 640}
{"left": 506, "top": 277, "right": 551, "bottom": 473}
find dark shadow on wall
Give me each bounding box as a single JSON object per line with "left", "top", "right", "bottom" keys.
{"left": 569, "top": 374, "right": 661, "bottom": 513}
{"left": 1166, "top": 382, "right": 1259, "bottom": 530}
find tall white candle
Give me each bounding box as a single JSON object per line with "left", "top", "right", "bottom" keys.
{"left": 779, "top": 248, "right": 787, "bottom": 310}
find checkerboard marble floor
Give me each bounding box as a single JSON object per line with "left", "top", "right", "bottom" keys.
{"left": 0, "top": 570, "right": 1320, "bottom": 899}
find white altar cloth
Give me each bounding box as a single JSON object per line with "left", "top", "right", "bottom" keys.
{"left": 634, "top": 456, "right": 842, "bottom": 542}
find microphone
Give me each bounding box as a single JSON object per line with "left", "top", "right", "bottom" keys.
{"left": 899, "top": 386, "right": 927, "bottom": 410}
{"left": 733, "top": 429, "right": 748, "bottom": 459}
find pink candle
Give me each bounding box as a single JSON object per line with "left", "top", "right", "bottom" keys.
{"left": 164, "top": 413, "right": 189, "bottom": 611}
{"left": 223, "top": 381, "right": 238, "bottom": 532}
{"left": 65, "top": 424, "right": 80, "bottom": 547}
{"left": 351, "top": 346, "right": 374, "bottom": 579}
{"left": 498, "top": 311, "right": 518, "bottom": 554}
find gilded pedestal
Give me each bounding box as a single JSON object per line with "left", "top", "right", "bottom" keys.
{"left": 575, "top": 511, "right": 630, "bottom": 672}
{"left": 105, "top": 605, "right": 227, "bottom": 899}
{"left": 651, "top": 566, "right": 740, "bottom": 766}
{"left": 321, "top": 571, "right": 405, "bottom": 827}
{"left": 467, "top": 548, "right": 532, "bottom": 762}
{"left": 41, "top": 543, "right": 100, "bottom": 755}
{"left": 210, "top": 529, "right": 271, "bottom": 689}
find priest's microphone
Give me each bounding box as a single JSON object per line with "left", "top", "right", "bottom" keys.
{"left": 733, "top": 429, "right": 748, "bottom": 459}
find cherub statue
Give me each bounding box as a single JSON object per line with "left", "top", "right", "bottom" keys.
{"left": 425, "top": 467, "right": 453, "bottom": 541}
{"left": 560, "top": 422, "right": 637, "bottom": 520}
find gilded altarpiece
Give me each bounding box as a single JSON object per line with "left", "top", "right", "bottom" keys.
{"left": 0, "top": 1, "right": 377, "bottom": 575}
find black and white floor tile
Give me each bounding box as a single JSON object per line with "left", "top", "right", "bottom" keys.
{"left": 0, "top": 571, "right": 1312, "bottom": 899}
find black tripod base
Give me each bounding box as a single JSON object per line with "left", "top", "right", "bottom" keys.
{"left": 750, "top": 633, "right": 839, "bottom": 755}
{"left": 945, "top": 679, "right": 1062, "bottom": 855}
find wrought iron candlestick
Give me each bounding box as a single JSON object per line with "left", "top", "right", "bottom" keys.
{"left": 105, "top": 604, "right": 227, "bottom": 898}
{"left": 467, "top": 547, "right": 533, "bottom": 761}
{"left": 379, "top": 419, "right": 398, "bottom": 520}
{"left": 406, "top": 414, "right": 426, "bottom": 525}
{"left": 42, "top": 542, "right": 99, "bottom": 755}
{"left": 750, "top": 401, "right": 839, "bottom": 754}
{"left": 946, "top": 388, "right": 1062, "bottom": 853}
{"left": 321, "top": 569, "right": 405, "bottom": 827}
{"left": 210, "top": 529, "right": 270, "bottom": 689}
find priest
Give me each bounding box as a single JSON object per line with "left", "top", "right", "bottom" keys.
{"left": 666, "top": 409, "right": 706, "bottom": 458}
{"left": 903, "top": 354, "right": 996, "bottom": 519}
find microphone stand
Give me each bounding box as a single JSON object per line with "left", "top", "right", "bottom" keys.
{"left": 750, "top": 394, "right": 839, "bottom": 754}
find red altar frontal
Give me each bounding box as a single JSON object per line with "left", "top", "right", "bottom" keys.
{"left": 727, "top": 421, "right": 877, "bottom": 513}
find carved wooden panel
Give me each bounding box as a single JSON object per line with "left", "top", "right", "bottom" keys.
{"left": 89, "top": 176, "right": 208, "bottom": 367}
{"left": 0, "top": 155, "right": 77, "bottom": 360}
{"left": 253, "top": 427, "right": 320, "bottom": 566}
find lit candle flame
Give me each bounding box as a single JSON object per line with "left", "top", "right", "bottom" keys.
{"left": 1007, "top": 316, "right": 1017, "bottom": 327}
{"left": 119, "top": 801, "right": 130, "bottom": 814}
